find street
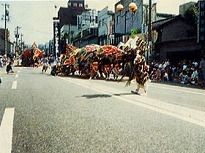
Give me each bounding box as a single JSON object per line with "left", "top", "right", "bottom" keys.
{"left": 0, "top": 66, "right": 205, "bottom": 153}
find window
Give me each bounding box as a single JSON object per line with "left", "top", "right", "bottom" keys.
{"left": 73, "top": 3, "right": 77, "bottom": 7}
{"left": 102, "top": 19, "right": 104, "bottom": 25}
{"left": 200, "top": 3, "right": 204, "bottom": 9}
{"left": 201, "top": 19, "right": 205, "bottom": 25}
{"left": 79, "top": 3, "right": 83, "bottom": 7}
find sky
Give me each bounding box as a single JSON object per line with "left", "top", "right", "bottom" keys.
{"left": 0, "top": 0, "right": 198, "bottom": 45}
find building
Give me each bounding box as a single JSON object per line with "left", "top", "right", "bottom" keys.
{"left": 73, "top": 9, "right": 98, "bottom": 47}
{"left": 114, "top": 0, "right": 143, "bottom": 44}
{"left": 98, "top": 7, "right": 115, "bottom": 45}
{"left": 156, "top": 13, "right": 175, "bottom": 21}
{"left": 198, "top": 0, "right": 205, "bottom": 53}
{"left": 57, "top": 0, "right": 85, "bottom": 54}
{"left": 77, "top": 9, "right": 98, "bottom": 31}
{"left": 0, "top": 28, "right": 11, "bottom": 55}
{"left": 67, "top": 0, "right": 85, "bottom": 8}
{"left": 58, "top": 0, "right": 85, "bottom": 29}
{"left": 153, "top": 15, "right": 201, "bottom": 61}
{"left": 48, "top": 40, "right": 54, "bottom": 55}
{"left": 141, "top": 2, "right": 157, "bottom": 34}
{"left": 179, "top": 2, "right": 196, "bottom": 17}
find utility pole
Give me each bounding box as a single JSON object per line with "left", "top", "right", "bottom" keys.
{"left": 1, "top": 3, "right": 10, "bottom": 56}
{"left": 20, "top": 34, "right": 23, "bottom": 53}
{"left": 148, "top": 0, "right": 152, "bottom": 63}
{"left": 15, "top": 26, "right": 21, "bottom": 56}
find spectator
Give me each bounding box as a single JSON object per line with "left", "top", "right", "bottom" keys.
{"left": 0, "top": 56, "right": 3, "bottom": 68}
{"left": 163, "top": 71, "right": 169, "bottom": 81}
{"left": 199, "top": 56, "right": 205, "bottom": 86}
{"left": 179, "top": 71, "right": 189, "bottom": 84}
{"left": 190, "top": 68, "right": 198, "bottom": 85}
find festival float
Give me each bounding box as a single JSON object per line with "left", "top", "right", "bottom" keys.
{"left": 21, "top": 42, "right": 44, "bottom": 67}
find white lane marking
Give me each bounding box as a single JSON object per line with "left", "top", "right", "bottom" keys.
{"left": 17, "top": 70, "right": 20, "bottom": 73}
{"left": 15, "top": 74, "right": 18, "bottom": 78}
{"left": 60, "top": 77, "right": 205, "bottom": 128}
{"left": 11, "top": 81, "right": 17, "bottom": 89}
{"left": 0, "top": 108, "right": 15, "bottom": 153}
{"left": 149, "top": 83, "right": 205, "bottom": 96}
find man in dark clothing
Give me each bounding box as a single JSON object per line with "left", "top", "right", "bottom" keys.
{"left": 6, "top": 62, "right": 13, "bottom": 74}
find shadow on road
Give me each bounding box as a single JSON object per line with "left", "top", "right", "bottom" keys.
{"left": 113, "top": 93, "right": 135, "bottom": 96}
{"left": 81, "top": 92, "right": 135, "bottom": 99}
{"left": 81, "top": 94, "right": 112, "bottom": 99}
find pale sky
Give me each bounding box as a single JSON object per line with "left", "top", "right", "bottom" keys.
{"left": 0, "top": 0, "right": 198, "bottom": 45}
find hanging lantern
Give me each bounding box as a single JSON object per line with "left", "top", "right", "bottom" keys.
{"left": 116, "top": 4, "right": 124, "bottom": 12}
{"left": 129, "top": 2, "right": 137, "bottom": 13}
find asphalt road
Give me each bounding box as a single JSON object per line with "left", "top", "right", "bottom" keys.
{"left": 0, "top": 66, "right": 205, "bottom": 153}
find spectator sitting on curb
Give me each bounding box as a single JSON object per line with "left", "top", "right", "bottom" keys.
{"left": 190, "top": 68, "right": 199, "bottom": 85}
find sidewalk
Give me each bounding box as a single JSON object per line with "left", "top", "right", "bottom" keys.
{"left": 151, "top": 80, "right": 205, "bottom": 90}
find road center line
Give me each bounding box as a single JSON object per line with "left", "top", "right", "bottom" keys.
{"left": 15, "top": 74, "right": 18, "bottom": 78}
{"left": 0, "top": 108, "right": 15, "bottom": 153}
{"left": 11, "top": 81, "right": 17, "bottom": 89}
{"left": 60, "top": 77, "right": 205, "bottom": 128}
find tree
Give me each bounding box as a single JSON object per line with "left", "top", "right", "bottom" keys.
{"left": 184, "top": 4, "right": 198, "bottom": 28}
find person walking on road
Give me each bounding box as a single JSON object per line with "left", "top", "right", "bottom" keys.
{"left": 42, "top": 57, "right": 49, "bottom": 73}
{"left": 6, "top": 62, "right": 13, "bottom": 74}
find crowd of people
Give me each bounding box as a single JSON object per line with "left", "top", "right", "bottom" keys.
{"left": 149, "top": 57, "right": 205, "bottom": 88}
{"left": 1, "top": 48, "right": 205, "bottom": 89}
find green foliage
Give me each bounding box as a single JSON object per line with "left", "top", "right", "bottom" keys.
{"left": 131, "top": 28, "right": 141, "bottom": 38}
{"left": 184, "top": 4, "right": 198, "bottom": 27}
